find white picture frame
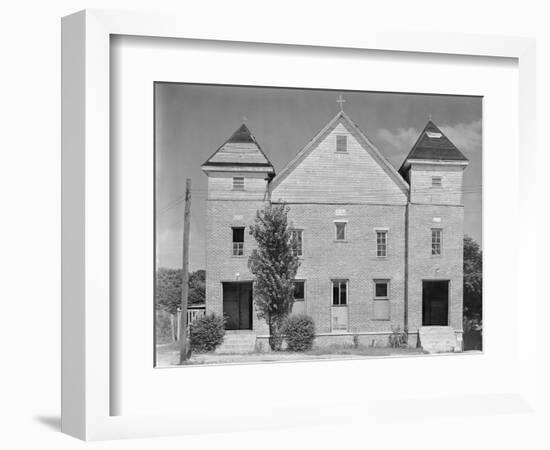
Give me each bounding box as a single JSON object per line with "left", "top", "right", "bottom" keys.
{"left": 61, "top": 9, "right": 537, "bottom": 441}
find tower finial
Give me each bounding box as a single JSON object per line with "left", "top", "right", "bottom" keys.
{"left": 428, "top": 113, "right": 432, "bottom": 121}
{"left": 336, "top": 94, "right": 346, "bottom": 112}
{"left": 242, "top": 116, "right": 247, "bottom": 124}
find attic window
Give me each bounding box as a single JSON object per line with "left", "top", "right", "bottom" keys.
{"left": 233, "top": 177, "right": 245, "bottom": 190}
{"left": 336, "top": 135, "right": 347, "bottom": 152}
{"left": 426, "top": 131, "right": 442, "bottom": 138}
{"left": 432, "top": 176, "right": 442, "bottom": 187}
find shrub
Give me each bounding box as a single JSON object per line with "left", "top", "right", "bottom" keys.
{"left": 388, "top": 326, "right": 408, "bottom": 348}
{"left": 282, "top": 314, "right": 315, "bottom": 351}
{"left": 189, "top": 313, "right": 225, "bottom": 353}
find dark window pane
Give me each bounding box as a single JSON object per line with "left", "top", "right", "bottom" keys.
{"left": 293, "top": 281, "right": 305, "bottom": 300}
{"left": 340, "top": 282, "right": 347, "bottom": 305}
{"left": 375, "top": 282, "right": 388, "bottom": 298}
{"left": 333, "top": 282, "right": 339, "bottom": 305}
{"left": 232, "top": 227, "right": 244, "bottom": 243}
{"left": 336, "top": 222, "right": 346, "bottom": 240}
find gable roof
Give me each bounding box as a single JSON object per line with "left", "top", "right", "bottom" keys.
{"left": 398, "top": 121, "right": 468, "bottom": 176}
{"left": 269, "top": 111, "right": 409, "bottom": 194}
{"left": 202, "top": 123, "right": 275, "bottom": 171}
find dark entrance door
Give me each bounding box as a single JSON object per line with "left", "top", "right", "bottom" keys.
{"left": 422, "top": 280, "right": 449, "bottom": 326}
{"left": 222, "top": 282, "right": 253, "bottom": 330}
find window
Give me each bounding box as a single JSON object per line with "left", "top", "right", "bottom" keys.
{"left": 431, "top": 176, "right": 442, "bottom": 187}
{"left": 335, "top": 222, "right": 347, "bottom": 241}
{"left": 232, "top": 227, "right": 244, "bottom": 256}
{"left": 431, "top": 228, "right": 442, "bottom": 256}
{"left": 336, "top": 135, "right": 347, "bottom": 152}
{"left": 233, "top": 177, "right": 245, "bottom": 190}
{"left": 290, "top": 229, "right": 303, "bottom": 257}
{"left": 376, "top": 230, "right": 387, "bottom": 257}
{"left": 332, "top": 279, "right": 348, "bottom": 305}
{"left": 293, "top": 280, "right": 305, "bottom": 301}
{"left": 373, "top": 280, "right": 390, "bottom": 320}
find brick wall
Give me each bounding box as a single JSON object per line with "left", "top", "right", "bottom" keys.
{"left": 273, "top": 202, "right": 407, "bottom": 334}
{"left": 406, "top": 203, "right": 464, "bottom": 333}
{"left": 205, "top": 199, "right": 270, "bottom": 335}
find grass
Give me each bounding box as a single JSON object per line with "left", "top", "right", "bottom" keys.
{"left": 155, "top": 342, "right": 425, "bottom": 367}
{"left": 305, "top": 344, "right": 424, "bottom": 357}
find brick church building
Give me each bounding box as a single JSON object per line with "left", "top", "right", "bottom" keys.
{"left": 201, "top": 107, "right": 468, "bottom": 350}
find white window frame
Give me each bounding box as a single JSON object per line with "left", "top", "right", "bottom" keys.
{"left": 376, "top": 230, "right": 388, "bottom": 257}
{"left": 431, "top": 228, "right": 442, "bottom": 256}
{"left": 232, "top": 226, "right": 245, "bottom": 256}
{"left": 331, "top": 279, "right": 348, "bottom": 306}
{"left": 292, "top": 279, "right": 306, "bottom": 302}
{"left": 290, "top": 228, "right": 304, "bottom": 257}
{"left": 335, "top": 134, "right": 348, "bottom": 152}
{"left": 373, "top": 279, "right": 391, "bottom": 320}
{"left": 334, "top": 221, "right": 347, "bottom": 241}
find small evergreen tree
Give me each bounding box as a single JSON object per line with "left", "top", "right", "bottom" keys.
{"left": 248, "top": 203, "right": 301, "bottom": 350}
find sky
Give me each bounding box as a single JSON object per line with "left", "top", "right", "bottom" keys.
{"left": 156, "top": 84, "right": 482, "bottom": 271}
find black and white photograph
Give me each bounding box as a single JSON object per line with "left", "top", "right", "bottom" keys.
{"left": 154, "top": 84, "right": 482, "bottom": 366}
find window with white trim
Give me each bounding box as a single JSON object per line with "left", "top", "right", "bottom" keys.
{"left": 336, "top": 135, "right": 347, "bottom": 152}
{"left": 233, "top": 177, "right": 245, "bottom": 190}
{"left": 292, "top": 280, "right": 305, "bottom": 301}
{"left": 232, "top": 227, "right": 244, "bottom": 256}
{"left": 335, "top": 222, "right": 347, "bottom": 241}
{"left": 373, "top": 279, "right": 390, "bottom": 320}
{"left": 332, "top": 279, "right": 348, "bottom": 305}
{"left": 431, "top": 228, "right": 442, "bottom": 256}
{"left": 376, "top": 230, "right": 388, "bottom": 257}
{"left": 290, "top": 229, "right": 303, "bottom": 257}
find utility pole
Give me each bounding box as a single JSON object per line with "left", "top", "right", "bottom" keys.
{"left": 179, "top": 178, "right": 191, "bottom": 363}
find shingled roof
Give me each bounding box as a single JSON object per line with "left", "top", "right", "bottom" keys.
{"left": 202, "top": 123, "right": 274, "bottom": 171}
{"left": 398, "top": 121, "right": 468, "bottom": 176}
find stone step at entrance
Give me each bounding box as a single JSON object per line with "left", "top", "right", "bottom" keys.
{"left": 215, "top": 331, "right": 257, "bottom": 354}
{"left": 418, "top": 326, "right": 460, "bottom": 353}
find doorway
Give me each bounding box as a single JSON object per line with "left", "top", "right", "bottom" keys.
{"left": 222, "top": 282, "right": 253, "bottom": 330}
{"left": 422, "top": 280, "right": 449, "bottom": 326}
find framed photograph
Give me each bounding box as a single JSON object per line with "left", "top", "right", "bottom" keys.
{"left": 61, "top": 9, "right": 537, "bottom": 440}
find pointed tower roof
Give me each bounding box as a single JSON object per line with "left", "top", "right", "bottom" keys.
{"left": 399, "top": 121, "right": 468, "bottom": 176}
{"left": 202, "top": 123, "right": 274, "bottom": 172}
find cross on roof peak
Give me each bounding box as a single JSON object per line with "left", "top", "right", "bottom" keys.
{"left": 336, "top": 94, "right": 346, "bottom": 112}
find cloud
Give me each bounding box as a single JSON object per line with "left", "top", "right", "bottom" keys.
{"left": 375, "top": 119, "right": 482, "bottom": 166}
{"left": 440, "top": 119, "right": 482, "bottom": 155}
{"left": 375, "top": 127, "right": 419, "bottom": 153}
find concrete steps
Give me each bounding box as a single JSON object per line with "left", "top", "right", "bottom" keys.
{"left": 419, "top": 326, "right": 460, "bottom": 353}
{"left": 215, "top": 331, "right": 257, "bottom": 354}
